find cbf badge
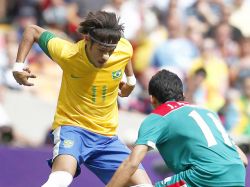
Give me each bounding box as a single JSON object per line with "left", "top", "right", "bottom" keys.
{"left": 112, "top": 70, "right": 122, "bottom": 79}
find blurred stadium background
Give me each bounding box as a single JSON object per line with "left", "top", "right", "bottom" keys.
{"left": 0, "top": 0, "right": 250, "bottom": 186}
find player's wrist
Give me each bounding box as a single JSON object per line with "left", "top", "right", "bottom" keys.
{"left": 12, "top": 62, "right": 26, "bottom": 72}
{"left": 126, "top": 75, "right": 136, "bottom": 86}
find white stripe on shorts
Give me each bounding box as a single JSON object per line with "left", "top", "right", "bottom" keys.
{"left": 52, "top": 126, "right": 61, "bottom": 160}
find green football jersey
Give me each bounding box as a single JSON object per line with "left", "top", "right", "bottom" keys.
{"left": 136, "top": 101, "right": 246, "bottom": 186}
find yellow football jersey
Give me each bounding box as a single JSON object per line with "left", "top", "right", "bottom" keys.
{"left": 38, "top": 31, "right": 133, "bottom": 136}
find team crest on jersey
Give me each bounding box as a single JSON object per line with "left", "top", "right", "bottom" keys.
{"left": 112, "top": 70, "right": 122, "bottom": 79}
{"left": 63, "top": 139, "right": 74, "bottom": 148}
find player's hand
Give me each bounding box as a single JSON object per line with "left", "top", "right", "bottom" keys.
{"left": 12, "top": 67, "right": 36, "bottom": 86}
{"left": 118, "top": 81, "right": 135, "bottom": 97}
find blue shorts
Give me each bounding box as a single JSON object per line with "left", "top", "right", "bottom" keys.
{"left": 48, "top": 125, "right": 144, "bottom": 184}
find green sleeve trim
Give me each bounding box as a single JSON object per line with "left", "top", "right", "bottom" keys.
{"left": 38, "top": 31, "right": 56, "bottom": 58}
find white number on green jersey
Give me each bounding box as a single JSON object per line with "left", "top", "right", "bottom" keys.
{"left": 189, "top": 110, "right": 232, "bottom": 147}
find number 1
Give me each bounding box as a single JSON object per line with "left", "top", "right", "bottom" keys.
{"left": 189, "top": 110, "right": 232, "bottom": 147}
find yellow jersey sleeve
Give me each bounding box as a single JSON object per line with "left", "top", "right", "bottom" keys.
{"left": 38, "top": 31, "right": 76, "bottom": 70}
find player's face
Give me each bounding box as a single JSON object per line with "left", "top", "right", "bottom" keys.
{"left": 88, "top": 43, "right": 116, "bottom": 68}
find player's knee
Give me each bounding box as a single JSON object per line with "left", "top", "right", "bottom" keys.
{"left": 41, "top": 171, "right": 73, "bottom": 187}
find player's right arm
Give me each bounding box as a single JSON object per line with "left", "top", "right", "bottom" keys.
{"left": 106, "top": 145, "right": 150, "bottom": 187}
{"left": 13, "top": 25, "right": 46, "bottom": 86}
{"left": 118, "top": 60, "right": 136, "bottom": 97}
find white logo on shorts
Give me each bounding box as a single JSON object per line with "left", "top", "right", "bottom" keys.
{"left": 163, "top": 176, "right": 172, "bottom": 184}
{"left": 63, "top": 140, "right": 74, "bottom": 148}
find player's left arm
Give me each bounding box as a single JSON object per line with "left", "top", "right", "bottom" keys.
{"left": 235, "top": 145, "right": 248, "bottom": 167}
{"left": 106, "top": 144, "right": 148, "bottom": 187}
{"left": 118, "top": 60, "right": 136, "bottom": 97}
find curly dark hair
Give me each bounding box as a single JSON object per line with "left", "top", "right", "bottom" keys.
{"left": 78, "top": 11, "right": 124, "bottom": 45}
{"left": 148, "top": 69, "right": 184, "bottom": 103}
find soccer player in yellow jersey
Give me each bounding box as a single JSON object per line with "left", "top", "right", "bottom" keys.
{"left": 12, "top": 11, "right": 152, "bottom": 187}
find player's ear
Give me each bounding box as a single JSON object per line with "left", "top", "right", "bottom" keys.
{"left": 150, "top": 95, "right": 158, "bottom": 109}
{"left": 150, "top": 95, "right": 162, "bottom": 108}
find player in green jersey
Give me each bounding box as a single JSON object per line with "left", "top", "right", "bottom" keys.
{"left": 107, "top": 69, "right": 248, "bottom": 187}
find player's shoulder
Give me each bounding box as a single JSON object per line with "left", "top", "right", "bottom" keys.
{"left": 57, "top": 37, "right": 82, "bottom": 57}
{"left": 59, "top": 39, "right": 80, "bottom": 58}
{"left": 116, "top": 37, "right": 133, "bottom": 55}
{"left": 140, "top": 113, "right": 164, "bottom": 129}
{"left": 145, "top": 113, "right": 163, "bottom": 121}
{"left": 118, "top": 37, "right": 132, "bottom": 46}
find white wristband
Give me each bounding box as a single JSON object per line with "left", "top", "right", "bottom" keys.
{"left": 12, "top": 62, "right": 26, "bottom": 72}
{"left": 126, "top": 75, "right": 136, "bottom": 86}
